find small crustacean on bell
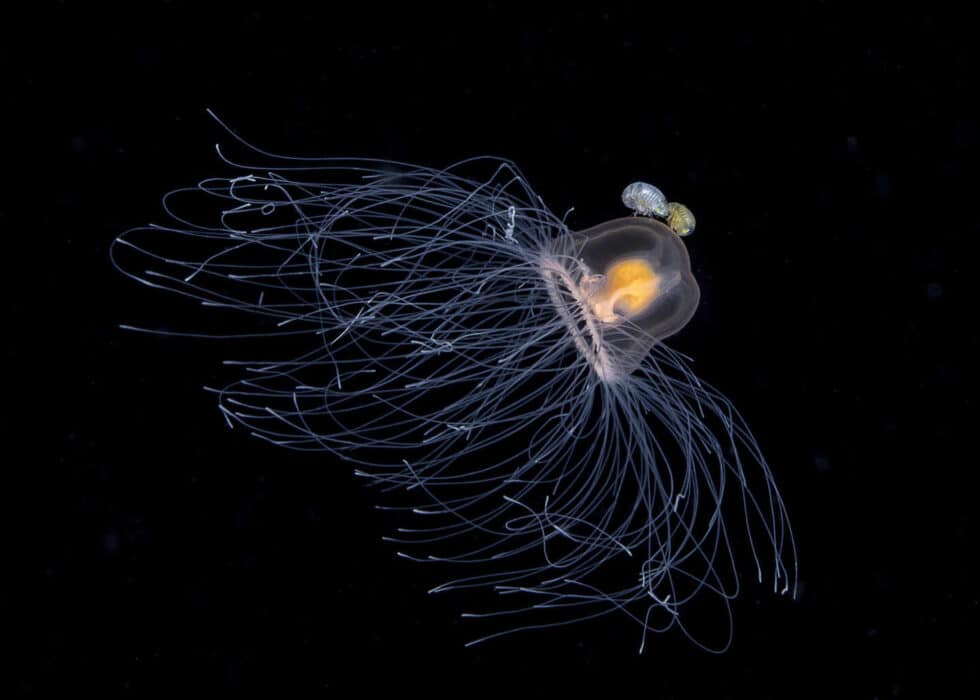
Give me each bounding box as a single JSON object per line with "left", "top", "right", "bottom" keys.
{"left": 666, "top": 202, "right": 696, "bottom": 236}
{"left": 621, "top": 181, "right": 668, "bottom": 218}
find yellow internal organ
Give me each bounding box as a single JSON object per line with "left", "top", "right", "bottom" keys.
{"left": 590, "top": 258, "right": 661, "bottom": 323}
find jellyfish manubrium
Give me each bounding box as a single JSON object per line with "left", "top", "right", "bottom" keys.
{"left": 112, "top": 116, "right": 796, "bottom": 653}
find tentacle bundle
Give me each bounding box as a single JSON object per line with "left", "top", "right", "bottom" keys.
{"left": 113, "top": 119, "right": 796, "bottom": 652}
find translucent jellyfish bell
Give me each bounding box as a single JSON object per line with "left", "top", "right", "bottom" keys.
{"left": 542, "top": 217, "right": 700, "bottom": 383}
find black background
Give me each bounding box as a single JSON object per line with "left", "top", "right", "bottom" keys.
{"left": 5, "top": 2, "right": 977, "bottom": 696}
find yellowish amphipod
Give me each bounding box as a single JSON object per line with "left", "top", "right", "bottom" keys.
{"left": 666, "top": 202, "right": 696, "bottom": 236}
{"left": 622, "top": 182, "right": 668, "bottom": 218}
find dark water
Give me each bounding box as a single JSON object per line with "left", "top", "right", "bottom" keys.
{"left": 7, "top": 3, "right": 976, "bottom": 696}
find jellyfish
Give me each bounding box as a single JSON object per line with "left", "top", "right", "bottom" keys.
{"left": 111, "top": 113, "right": 797, "bottom": 653}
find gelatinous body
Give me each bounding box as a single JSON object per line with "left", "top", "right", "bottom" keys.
{"left": 541, "top": 217, "right": 699, "bottom": 383}
{"left": 113, "top": 119, "right": 796, "bottom": 653}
